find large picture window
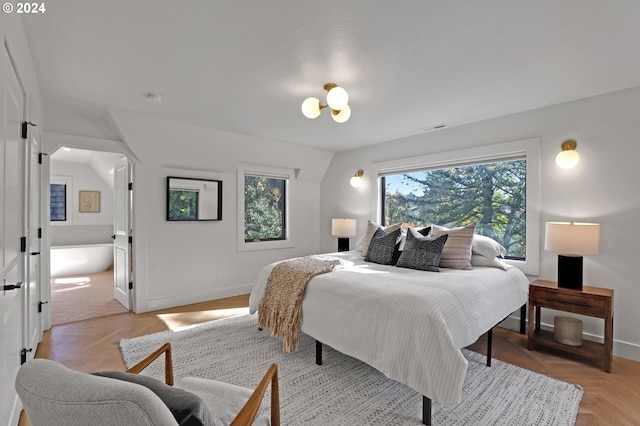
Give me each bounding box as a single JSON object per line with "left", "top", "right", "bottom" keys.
{"left": 373, "top": 138, "right": 540, "bottom": 275}
{"left": 382, "top": 158, "right": 526, "bottom": 259}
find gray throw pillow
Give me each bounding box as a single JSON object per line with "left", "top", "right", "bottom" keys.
{"left": 396, "top": 230, "right": 448, "bottom": 272}
{"left": 365, "top": 227, "right": 402, "bottom": 265}
{"left": 94, "top": 371, "right": 214, "bottom": 426}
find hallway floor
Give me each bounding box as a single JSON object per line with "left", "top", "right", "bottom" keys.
{"left": 51, "top": 267, "right": 128, "bottom": 325}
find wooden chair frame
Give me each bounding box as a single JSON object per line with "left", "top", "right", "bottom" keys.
{"left": 125, "top": 343, "right": 280, "bottom": 426}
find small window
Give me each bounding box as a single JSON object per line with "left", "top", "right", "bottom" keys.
{"left": 244, "top": 175, "right": 286, "bottom": 242}
{"left": 237, "top": 165, "right": 294, "bottom": 252}
{"left": 50, "top": 183, "right": 67, "bottom": 221}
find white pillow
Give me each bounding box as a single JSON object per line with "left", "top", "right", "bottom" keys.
{"left": 354, "top": 233, "right": 366, "bottom": 252}
{"left": 471, "top": 254, "right": 510, "bottom": 270}
{"left": 472, "top": 234, "right": 507, "bottom": 259}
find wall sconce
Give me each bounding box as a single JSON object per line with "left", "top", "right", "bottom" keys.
{"left": 301, "top": 83, "right": 351, "bottom": 123}
{"left": 555, "top": 140, "right": 580, "bottom": 169}
{"left": 331, "top": 218, "right": 357, "bottom": 252}
{"left": 350, "top": 169, "right": 364, "bottom": 187}
{"left": 544, "top": 221, "right": 600, "bottom": 290}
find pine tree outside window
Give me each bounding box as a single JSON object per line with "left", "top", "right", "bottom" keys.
{"left": 381, "top": 158, "right": 526, "bottom": 259}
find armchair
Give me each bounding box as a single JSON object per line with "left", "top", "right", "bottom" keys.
{"left": 15, "top": 343, "right": 280, "bottom": 426}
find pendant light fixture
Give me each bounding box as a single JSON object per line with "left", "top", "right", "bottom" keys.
{"left": 301, "top": 83, "right": 351, "bottom": 123}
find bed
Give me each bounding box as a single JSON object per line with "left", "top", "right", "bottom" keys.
{"left": 249, "top": 248, "right": 529, "bottom": 423}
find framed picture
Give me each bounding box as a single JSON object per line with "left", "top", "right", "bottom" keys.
{"left": 79, "top": 191, "right": 100, "bottom": 213}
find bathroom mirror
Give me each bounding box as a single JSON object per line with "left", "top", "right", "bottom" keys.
{"left": 166, "top": 176, "right": 222, "bottom": 221}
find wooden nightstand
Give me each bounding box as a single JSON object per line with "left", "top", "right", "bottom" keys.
{"left": 527, "top": 279, "right": 614, "bottom": 372}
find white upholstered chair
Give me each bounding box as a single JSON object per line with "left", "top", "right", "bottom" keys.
{"left": 15, "top": 343, "right": 280, "bottom": 426}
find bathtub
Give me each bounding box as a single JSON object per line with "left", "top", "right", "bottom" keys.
{"left": 50, "top": 243, "right": 114, "bottom": 278}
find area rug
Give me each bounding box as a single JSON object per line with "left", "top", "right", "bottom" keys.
{"left": 120, "top": 314, "right": 582, "bottom": 425}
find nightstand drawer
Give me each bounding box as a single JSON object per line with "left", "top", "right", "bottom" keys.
{"left": 531, "top": 288, "right": 606, "bottom": 317}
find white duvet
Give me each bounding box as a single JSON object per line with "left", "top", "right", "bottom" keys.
{"left": 249, "top": 251, "right": 529, "bottom": 407}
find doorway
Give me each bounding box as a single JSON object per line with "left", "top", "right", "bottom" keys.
{"left": 48, "top": 147, "right": 131, "bottom": 325}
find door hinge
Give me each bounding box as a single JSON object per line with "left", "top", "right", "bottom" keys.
{"left": 128, "top": 182, "right": 133, "bottom": 190}
{"left": 128, "top": 236, "right": 133, "bottom": 244}
{"left": 38, "top": 227, "right": 42, "bottom": 238}
{"left": 20, "top": 236, "right": 27, "bottom": 253}
{"left": 38, "top": 152, "right": 47, "bottom": 164}
{"left": 38, "top": 301, "right": 49, "bottom": 313}
{"left": 21, "top": 121, "right": 37, "bottom": 139}
{"left": 21, "top": 348, "right": 33, "bottom": 365}
{"left": 129, "top": 282, "right": 133, "bottom": 290}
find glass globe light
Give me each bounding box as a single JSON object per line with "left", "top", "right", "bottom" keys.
{"left": 301, "top": 97, "right": 321, "bottom": 119}
{"left": 555, "top": 149, "right": 580, "bottom": 169}
{"left": 326, "top": 86, "right": 349, "bottom": 110}
{"left": 331, "top": 104, "right": 351, "bottom": 123}
{"left": 350, "top": 175, "right": 362, "bottom": 187}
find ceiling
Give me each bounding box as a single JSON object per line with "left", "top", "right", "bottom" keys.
{"left": 22, "top": 1, "right": 640, "bottom": 152}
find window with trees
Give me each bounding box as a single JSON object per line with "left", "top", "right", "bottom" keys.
{"left": 244, "top": 174, "right": 286, "bottom": 242}
{"left": 382, "top": 158, "right": 526, "bottom": 259}
{"left": 373, "top": 138, "right": 540, "bottom": 275}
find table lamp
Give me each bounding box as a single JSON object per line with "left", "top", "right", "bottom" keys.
{"left": 331, "top": 218, "right": 356, "bottom": 252}
{"left": 544, "top": 222, "right": 600, "bottom": 290}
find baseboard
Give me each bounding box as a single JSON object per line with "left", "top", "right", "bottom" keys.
{"left": 145, "top": 284, "right": 253, "bottom": 312}
{"left": 499, "top": 314, "right": 640, "bottom": 363}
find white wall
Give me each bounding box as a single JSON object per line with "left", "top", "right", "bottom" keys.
{"left": 49, "top": 160, "right": 115, "bottom": 246}
{"left": 320, "top": 86, "right": 640, "bottom": 362}
{"left": 103, "top": 109, "right": 334, "bottom": 312}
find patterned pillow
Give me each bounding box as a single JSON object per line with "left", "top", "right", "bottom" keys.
{"left": 364, "top": 227, "right": 402, "bottom": 265}
{"left": 396, "top": 230, "right": 448, "bottom": 272}
{"left": 431, "top": 223, "right": 477, "bottom": 270}
{"left": 398, "top": 226, "right": 430, "bottom": 251}
{"left": 361, "top": 221, "right": 402, "bottom": 257}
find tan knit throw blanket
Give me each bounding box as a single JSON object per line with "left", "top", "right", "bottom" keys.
{"left": 258, "top": 255, "right": 343, "bottom": 353}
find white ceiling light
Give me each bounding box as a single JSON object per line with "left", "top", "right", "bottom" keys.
{"left": 301, "top": 83, "right": 351, "bottom": 123}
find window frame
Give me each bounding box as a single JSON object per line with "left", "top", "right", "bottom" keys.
{"left": 371, "top": 138, "right": 540, "bottom": 275}
{"left": 50, "top": 175, "right": 73, "bottom": 225}
{"left": 237, "top": 164, "right": 294, "bottom": 252}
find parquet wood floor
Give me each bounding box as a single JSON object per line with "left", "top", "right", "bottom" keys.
{"left": 21, "top": 296, "right": 640, "bottom": 425}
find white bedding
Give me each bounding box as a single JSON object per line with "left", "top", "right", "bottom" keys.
{"left": 249, "top": 250, "right": 529, "bottom": 407}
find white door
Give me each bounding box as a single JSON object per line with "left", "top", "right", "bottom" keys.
{"left": 25, "top": 120, "right": 42, "bottom": 358}
{"left": 1, "top": 43, "right": 26, "bottom": 426}
{"left": 113, "top": 157, "right": 131, "bottom": 309}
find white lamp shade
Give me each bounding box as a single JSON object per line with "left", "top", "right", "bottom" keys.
{"left": 332, "top": 104, "right": 351, "bottom": 123}
{"left": 544, "top": 222, "right": 600, "bottom": 255}
{"left": 331, "top": 218, "right": 357, "bottom": 237}
{"left": 349, "top": 174, "right": 362, "bottom": 187}
{"left": 301, "top": 97, "right": 321, "bottom": 119}
{"left": 326, "top": 86, "right": 349, "bottom": 110}
{"left": 555, "top": 149, "right": 580, "bottom": 169}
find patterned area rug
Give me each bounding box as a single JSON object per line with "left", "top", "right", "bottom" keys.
{"left": 120, "top": 314, "right": 582, "bottom": 425}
